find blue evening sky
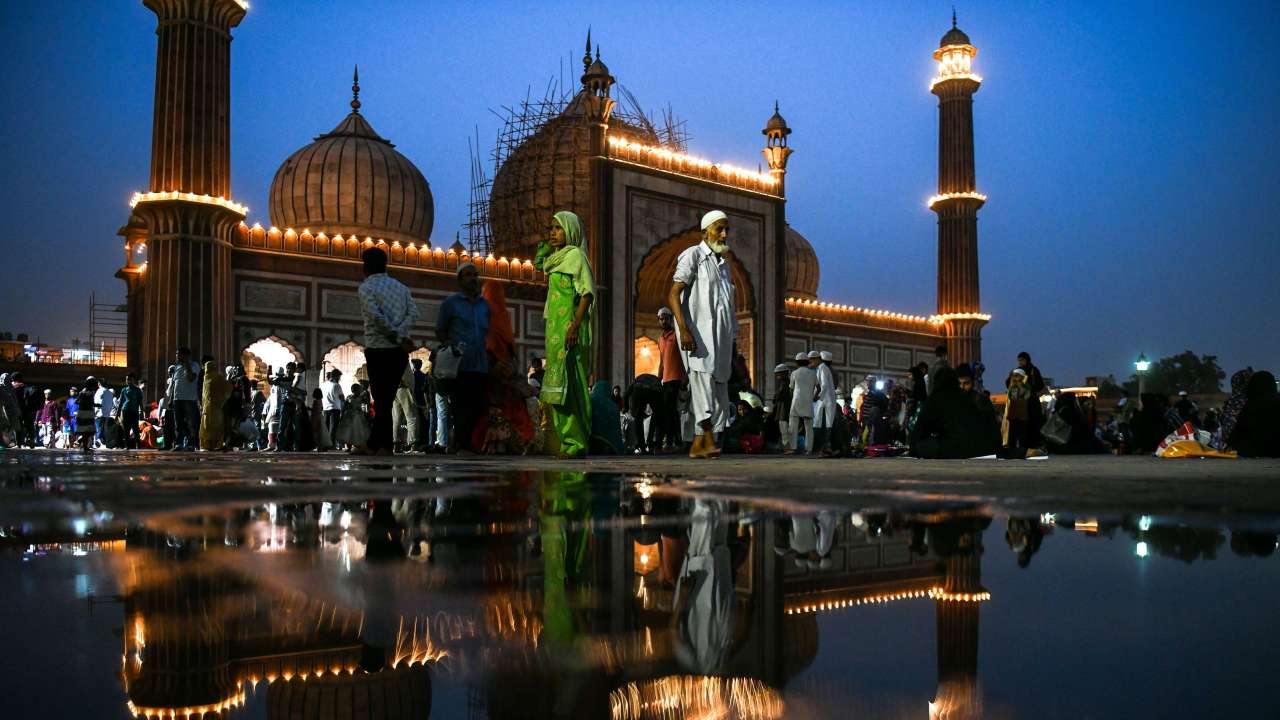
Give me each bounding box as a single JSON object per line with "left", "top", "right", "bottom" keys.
{"left": 2, "top": 1, "right": 1277, "bottom": 386}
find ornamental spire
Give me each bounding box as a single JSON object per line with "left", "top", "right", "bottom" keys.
{"left": 583, "top": 28, "right": 593, "bottom": 71}
{"left": 351, "top": 65, "right": 361, "bottom": 113}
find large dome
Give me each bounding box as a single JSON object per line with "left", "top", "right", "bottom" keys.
{"left": 268, "top": 108, "right": 433, "bottom": 246}
{"left": 488, "top": 90, "right": 660, "bottom": 260}
{"left": 785, "top": 225, "right": 820, "bottom": 300}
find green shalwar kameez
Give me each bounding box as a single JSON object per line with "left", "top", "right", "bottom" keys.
{"left": 535, "top": 211, "right": 595, "bottom": 458}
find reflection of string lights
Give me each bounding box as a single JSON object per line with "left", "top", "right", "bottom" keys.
{"left": 127, "top": 687, "right": 247, "bottom": 720}
{"left": 928, "top": 587, "right": 991, "bottom": 603}
{"left": 786, "top": 588, "right": 932, "bottom": 615}
{"left": 610, "top": 675, "right": 785, "bottom": 720}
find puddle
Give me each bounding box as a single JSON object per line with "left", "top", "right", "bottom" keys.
{"left": 2, "top": 472, "right": 1276, "bottom": 718}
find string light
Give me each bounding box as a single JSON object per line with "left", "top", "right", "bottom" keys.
{"left": 927, "top": 191, "right": 987, "bottom": 208}
{"left": 785, "top": 297, "right": 935, "bottom": 324}
{"left": 130, "top": 190, "right": 248, "bottom": 216}
{"left": 607, "top": 136, "right": 778, "bottom": 189}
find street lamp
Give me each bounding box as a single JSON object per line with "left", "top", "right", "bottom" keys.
{"left": 1134, "top": 353, "right": 1150, "bottom": 398}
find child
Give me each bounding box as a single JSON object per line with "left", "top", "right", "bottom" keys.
{"left": 75, "top": 380, "right": 98, "bottom": 453}
{"left": 480, "top": 404, "right": 513, "bottom": 454}
{"left": 1004, "top": 368, "right": 1031, "bottom": 454}
{"left": 336, "top": 383, "right": 371, "bottom": 453}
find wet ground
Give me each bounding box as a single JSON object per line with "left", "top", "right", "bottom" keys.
{"left": 2, "top": 449, "right": 1278, "bottom": 718}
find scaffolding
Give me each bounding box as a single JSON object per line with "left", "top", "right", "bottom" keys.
{"left": 465, "top": 52, "right": 688, "bottom": 256}
{"left": 88, "top": 291, "right": 128, "bottom": 366}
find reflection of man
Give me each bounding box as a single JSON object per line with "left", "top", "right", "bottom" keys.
{"left": 668, "top": 210, "right": 738, "bottom": 459}
{"left": 655, "top": 307, "right": 687, "bottom": 452}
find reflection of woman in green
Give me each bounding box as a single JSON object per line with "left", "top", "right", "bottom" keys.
{"left": 534, "top": 211, "right": 595, "bottom": 458}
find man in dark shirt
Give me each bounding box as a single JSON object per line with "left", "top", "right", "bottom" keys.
{"left": 118, "top": 374, "right": 144, "bottom": 449}
{"left": 436, "top": 263, "right": 490, "bottom": 452}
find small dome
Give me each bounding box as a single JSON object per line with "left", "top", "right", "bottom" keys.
{"left": 941, "top": 25, "right": 971, "bottom": 47}
{"left": 268, "top": 109, "right": 434, "bottom": 246}
{"left": 763, "top": 102, "right": 790, "bottom": 136}
{"left": 785, "top": 225, "right": 819, "bottom": 300}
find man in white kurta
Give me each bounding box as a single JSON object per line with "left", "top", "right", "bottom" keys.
{"left": 669, "top": 210, "right": 738, "bottom": 458}
{"left": 814, "top": 350, "right": 839, "bottom": 453}
{"left": 789, "top": 353, "right": 818, "bottom": 455}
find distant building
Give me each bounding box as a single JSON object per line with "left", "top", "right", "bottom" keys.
{"left": 117, "top": 1, "right": 989, "bottom": 394}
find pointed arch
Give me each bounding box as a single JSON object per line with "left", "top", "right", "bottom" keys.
{"left": 240, "top": 335, "right": 304, "bottom": 380}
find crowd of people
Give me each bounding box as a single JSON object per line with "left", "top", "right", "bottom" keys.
{"left": 2, "top": 207, "right": 1277, "bottom": 461}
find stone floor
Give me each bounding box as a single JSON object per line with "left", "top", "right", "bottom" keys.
{"left": 4, "top": 448, "right": 1279, "bottom": 524}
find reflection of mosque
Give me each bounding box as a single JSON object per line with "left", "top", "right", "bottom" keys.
{"left": 107, "top": 478, "right": 992, "bottom": 719}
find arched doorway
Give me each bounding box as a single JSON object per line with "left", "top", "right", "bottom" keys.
{"left": 632, "top": 230, "right": 757, "bottom": 380}
{"left": 323, "top": 341, "right": 367, "bottom": 384}
{"left": 241, "top": 336, "right": 303, "bottom": 381}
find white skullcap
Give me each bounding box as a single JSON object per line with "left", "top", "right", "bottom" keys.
{"left": 794, "top": 352, "right": 807, "bottom": 362}
{"left": 807, "top": 351, "right": 821, "bottom": 359}
{"left": 774, "top": 363, "right": 790, "bottom": 373}
{"left": 700, "top": 209, "right": 727, "bottom": 230}
{"left": 1012, "top": 368, "right": 1027, "bottom": 376}
{"left": 820, "top": 351, "right": 833, "bottom": 361}
{"left": 657, "top": 307, "right": 673, "bottom": 318}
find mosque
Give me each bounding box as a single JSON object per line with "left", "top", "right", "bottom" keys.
{"left": 116, "top": 0, "right": 989, "bottom": 395}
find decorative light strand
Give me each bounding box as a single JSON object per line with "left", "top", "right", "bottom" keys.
{"left": 927, "top": 587, "right": 992, "bottom": 603}
{"left": 785, "top": 588, "right": 932, "bottom": 615}
{"left": 927, "top": 191, "right": 987, "bottom": 209}
{"left": 928, "top": 312, "right": 992, "bottom": 323}
{"left": 930, "top": 71, "right": 983, "bottom": 91}
{"left": 785, "top": 297, "right": 934, "bottom": 325}
{"left": 130, "top": 191, "right": 248, "bottom": 216}
{"left": 607, "top": 136, "right": 778, "bottom": 189}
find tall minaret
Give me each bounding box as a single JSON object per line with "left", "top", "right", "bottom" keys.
{"left": 761, "top": 101, "right": 793, "bottom": 196}
{"left": 127, "top": 0, "right": 248, "bottom": 390}
{"left": 929, "top": 12, "right": 988, "bottom": 367}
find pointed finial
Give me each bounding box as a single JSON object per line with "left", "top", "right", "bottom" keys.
{"left": 952, "top": 7, "right": 957, "bottom": 28}
{"left": 595, "top": 44, "right": 600, "bottom": 61}
{"left": 583, "top": 27, "right": 593, "bottom": 70}
{"left": 351, "top": 65, "right": 361, "bottom": 113}
{"left": 774, "top": 99, "right": 780, "bottom": 113}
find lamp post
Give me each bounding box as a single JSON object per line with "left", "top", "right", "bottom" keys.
{"left": 1134, "top": 353, "right": 1150, "bottom": 402}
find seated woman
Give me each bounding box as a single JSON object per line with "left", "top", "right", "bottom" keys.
{"left": 1045, "top": 394, "right": 1100, "bottom": 455}
{"left": 1228, "top": 371, "right": 1280, "bottom": 457}
{"left": 724, "top": 397, "right": 765, "bottom": 454}
{"left": 910, "top": 367, "right": 1001, "bottom": 459}
{"left": 589, "top": 380, "right": 624, "bottom": 455}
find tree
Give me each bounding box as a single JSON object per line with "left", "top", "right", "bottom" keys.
{"left": 1097, "top": 374, "right": 1125, "bottom": 399}
{"left": 1123, "top": 351, "right": 1225, "bottom": 396}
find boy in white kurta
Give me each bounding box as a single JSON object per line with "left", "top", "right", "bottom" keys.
{"left": 814, "top": 350, "right": 839, "bottom": 454}
{"left": 789, "top": 353, "right": 818, "bottom": 455}
{"left": 668, "top": 210, "right": 738, "bottom": 458}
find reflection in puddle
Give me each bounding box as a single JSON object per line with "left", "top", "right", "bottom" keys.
{"left": 3, "top": 472, "right": 1278, "bottom": 718}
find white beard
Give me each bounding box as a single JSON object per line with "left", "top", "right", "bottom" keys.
{"left": 706, "top": 240, "right": 728, "bottom": 255}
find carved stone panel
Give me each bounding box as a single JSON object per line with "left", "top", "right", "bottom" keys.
{"left": 241, "top": 281, "right": 307, "bottom": 316}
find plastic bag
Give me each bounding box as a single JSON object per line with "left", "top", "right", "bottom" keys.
{"left": 1156, "top": 439, "right": 1237, "bottom": 459}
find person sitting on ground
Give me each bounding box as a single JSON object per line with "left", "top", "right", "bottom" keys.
{"left": 724, "top": 396, "right": 765, "bottom": 454}
{"left": 1045, "top": 393, "right": 1099, "bottom": 455}
{"left": 910, "top": 367, "right": 1000, "bottom": 459}
{"left": 1227, "top": 370, "right": 1280, "bottom": 457}
{"left": 589, "top": 380, "right": 624, "bottom": 455}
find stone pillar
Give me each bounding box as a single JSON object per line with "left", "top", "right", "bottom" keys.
{"left": 930, "top": 23, "right": 987, "bottom": 368}
{"left": 131, "top": 0, "right": 247, "bottom": 391}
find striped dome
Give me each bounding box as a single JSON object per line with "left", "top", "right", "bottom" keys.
{"left": 268, "top": 111, "right": 433, "bottom": 246}
{"left": 785, "top": 225, "right": 820, "bottom": 300}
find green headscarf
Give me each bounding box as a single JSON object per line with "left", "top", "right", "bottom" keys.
{"left": 535, "top": 211, "right": 595, "bottom": 301}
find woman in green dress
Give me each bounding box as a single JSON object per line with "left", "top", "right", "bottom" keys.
{"left": 534, "top": 210, "right": 595, "bottom": 458}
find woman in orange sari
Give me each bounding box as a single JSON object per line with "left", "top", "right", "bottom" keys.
{"left": 471, "top": 280, "right": 535, "bottom": 451}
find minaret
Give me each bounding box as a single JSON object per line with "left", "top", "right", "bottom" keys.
{"left": 761, "top": 101, "right": 793, "bottom": 197}
{"left": 579, "top": 30, "right": 617, "bottom": 379}
{"left": 127, "top": 0, "right": 248, "bottom": 390}
{"left": 929, "top": 13, "right": 988, "bottom": 366}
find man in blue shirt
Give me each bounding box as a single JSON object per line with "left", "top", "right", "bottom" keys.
{"left": 435, "top": 262, "right": 490, "bottom": 452}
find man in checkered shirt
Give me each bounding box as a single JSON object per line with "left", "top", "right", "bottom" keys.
{"left": 358, "top": 246, "right": 419, "bottom": 454}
